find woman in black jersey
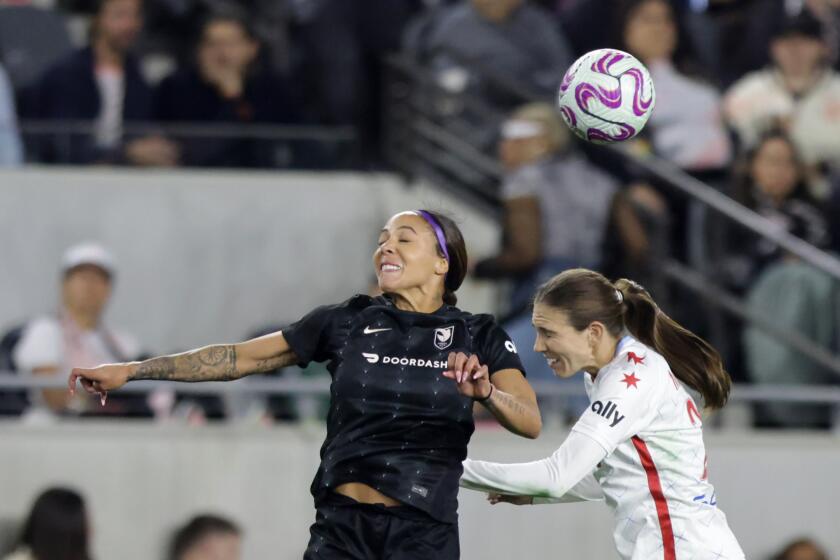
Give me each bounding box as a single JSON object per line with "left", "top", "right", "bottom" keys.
{"left": 68, "top": 210, "right": 541, "bottom": 559}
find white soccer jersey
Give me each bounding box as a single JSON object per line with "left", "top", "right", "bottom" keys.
{"left": 462, "top": 336, "right": 744, "bottom": 560}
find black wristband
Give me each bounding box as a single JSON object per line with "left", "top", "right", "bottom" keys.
{"left": 474, "top": 384, "right": 494, "bottom": 403}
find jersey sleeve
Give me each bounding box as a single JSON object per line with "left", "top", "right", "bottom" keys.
{"left": 474, "top": 320, "right": 525, "bottom": 376}
{"left": 460, "top": 430, "right": 607, "bottom": 500}
{"left": 570, "top": 358, "right": 662, "bottom": 455}
{"left": 533, "top": 471, "right": 604, "bottom": 504}
{"left": 281, "top": 303, "right": 346, "bottom": 367}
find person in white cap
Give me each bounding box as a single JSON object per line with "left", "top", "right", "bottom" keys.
{"left": 13, "top": 242, "right": 141, "bottom": 418}
{"left": 472, "top": 102, "right": 651, "bottom": 421}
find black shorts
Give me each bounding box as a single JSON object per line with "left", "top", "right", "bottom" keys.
{"left": 303, "top": 493, "right": 460, "bottom": 560}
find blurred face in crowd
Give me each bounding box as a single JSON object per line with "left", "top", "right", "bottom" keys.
{"left": 199, "top": 20, "right": 258, "bottom": 78}
{"left": 470, "top": 0, "right": 524, "bottom": 23}
{"left": 62, "top": 265, "right": 112, "bottom": 321}
{"left": 180, "top": 532, "right": 241, "bottom": 560}
{"left": 771, "top": 34, "right": 827, "bottom": 80}
{"left": 779, "top": 541, "right": 828, "bottom": 560}
{"left": 623, "top": 0, "right": 677, "bottom": 63}
{"left": 750, "top": 137, "right": 801, "bottom": 203}
{"left": 95, "top": 0, "right": 142, "bottom": 53}
{"left": 499, "top": 121, "right": 553, "bottom": 170}
{"left": 532, "top": 303, "right": 600, "bottom": 378}
{"left": 374, "top": 213, "right": 448, "bottom": 299}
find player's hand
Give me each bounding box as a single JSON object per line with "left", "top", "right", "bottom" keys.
{"left": 68, "top": 363, "right": 133, "bottom": 405}
{"left": 442, "top": 351, "right": 492, "bottom": 400}
{"left": 487, "top": 493, "right": 533, "bottom": 506}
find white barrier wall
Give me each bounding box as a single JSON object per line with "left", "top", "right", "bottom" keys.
{"left": 0, "top": 422, "right": 838, "bottom": 560}
{"left": 0, "top": 167, "right": 501, "bottom": 354}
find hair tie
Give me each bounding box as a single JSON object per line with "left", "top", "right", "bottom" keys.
{"left": 615, "top": 289, "right": 624, "bottom": 304}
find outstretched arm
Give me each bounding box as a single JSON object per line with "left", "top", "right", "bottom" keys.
{"left": 485, "top": 471, "right": 605, "bottom": 506}
{"left": 69, "top": 331, "right": 298, "bottom": 396}
{"left": 130, "top": 332, "right": 296, "bottom": 382}
{"left": 460, "top": 430, "right": 607, "bottom": 500}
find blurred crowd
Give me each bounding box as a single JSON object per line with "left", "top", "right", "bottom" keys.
{"left": 0, "top": 0, "right": 833, "bottom": 169}
{"left": 0, "top": 0, "right": 839, "bottom": 429}
{"left": 0, "top": 487, "right": 241, "bottom": 560}
{"left": 0, "top": 486, "right": 831, "bottom": 560}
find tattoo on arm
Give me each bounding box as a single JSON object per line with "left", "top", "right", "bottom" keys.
{"left": 490, "top": 390, "right": 527, "bottom": 416}
{"left": 253, "top": 354, "right": 297, "bottom": 373}
{"left": 132, "top": 345, "right": 239, "bottom": 382}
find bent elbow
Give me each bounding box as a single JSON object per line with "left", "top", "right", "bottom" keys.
{"left": 523, "top": 417, "right": 542, "bottom": 439}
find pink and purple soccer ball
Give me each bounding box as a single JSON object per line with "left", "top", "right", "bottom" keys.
{"left": 557, "top": 49, "right": 656, "bottom": 144}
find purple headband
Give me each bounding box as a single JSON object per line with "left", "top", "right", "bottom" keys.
{"left": 416, "top": 210, "right": 450, "bottom": 262}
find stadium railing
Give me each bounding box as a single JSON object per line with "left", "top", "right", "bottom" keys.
{"left": 3, "top": 373, "right": 840, "bottom": 407}
{"left": 16, "top": 120, "right": 361, "bottom": 169}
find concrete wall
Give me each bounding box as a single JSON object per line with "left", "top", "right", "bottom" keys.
{"left": 0, "top": 422, "right": 837, "bottom": 560}
{"left": 0, "top": 167, "right": 501, "bottom": 355}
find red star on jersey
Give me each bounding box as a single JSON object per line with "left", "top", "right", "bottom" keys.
{"left": 621, "top": 372, "right": 640, "bottom": 389}
{"left": 627, "top": 352, "right": 645, "bottom": 365}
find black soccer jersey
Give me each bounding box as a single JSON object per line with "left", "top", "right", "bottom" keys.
{"left": 282, "top": 294, "right": 524, "bottom": 524}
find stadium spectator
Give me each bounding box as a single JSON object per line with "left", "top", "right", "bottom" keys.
{"left": 715, "top": 131, "right": 838, "bottom": 430}
{"left": 610, "top": 0, "right": 730, "bottom": 291}
{"left": 617, "top": 0, "right": 732, "bottom": 172}
{"left": 720, "top": 130, "right": 830, "bottom": 290}
{"left": 701, "top": 0, "right": 840, "bottom": 84}
{"left": 155, "top": 9, "right": 301, "bottom": 168}
{"left": 404, "top": 0, "right": 573, "bottom": 106}
{"left": 168, "top": 514, "right": 241, "bottom": 560}
{"left": 2, "top": 487, "right": 92, "bottom": 560}
{"left": 0, "top": 63, "right": 23, "bottom": 166}
{"left": 744, "top": 258, "right": 840, "bottom": 430}
{"left": 473, "top": 103, "right": 648, "bottom": 315}
{"left": 291, "top": 0, "right": 422, "bottom": 161}
{"left": 675, "top": 0, "right": 802, "bottom": 89}
{"left": 558, "top": 0, "right": 690, "bottom": 59}
{"left": 33, "top": 0, "right": 179, "bottom": 165}
{"left": 772, "top": 537, "right": 830, "bottom": 560}
{"left": 723, "top": 10, "right": 840, "bottom": 167}
{"left": 13, "top": 242, "right": 145, "bottom": 419}
{"left": 472, "top": 103, "right": 649, "bottom": 418}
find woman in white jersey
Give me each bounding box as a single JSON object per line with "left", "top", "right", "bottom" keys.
{"left": 459, "top": 268, "right": 744, "bottom": 560}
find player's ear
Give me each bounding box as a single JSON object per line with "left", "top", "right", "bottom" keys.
{"left": 435, "top": 258, "right": 449, "bottom": 277}
{"left": 587, "top": 322, "right": 604, "bottom": 347}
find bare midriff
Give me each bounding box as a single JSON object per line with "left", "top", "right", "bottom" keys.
{"left": 335, "top": 482, "right": 402, "bottom": 506}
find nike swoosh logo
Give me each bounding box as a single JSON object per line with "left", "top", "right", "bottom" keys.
{"left": 363, "top": 326, "right": 391, "bottom": 334}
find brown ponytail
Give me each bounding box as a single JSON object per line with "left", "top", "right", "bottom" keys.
{"left": 535, "top": 269, "right": 731, "bottom": 409}
{"left": 614, "top": 279, "right": 730, "bottom": 409}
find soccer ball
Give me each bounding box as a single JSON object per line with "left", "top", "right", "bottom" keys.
{"left": 557, "top": 49, "right": 655, "bottom": 144}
